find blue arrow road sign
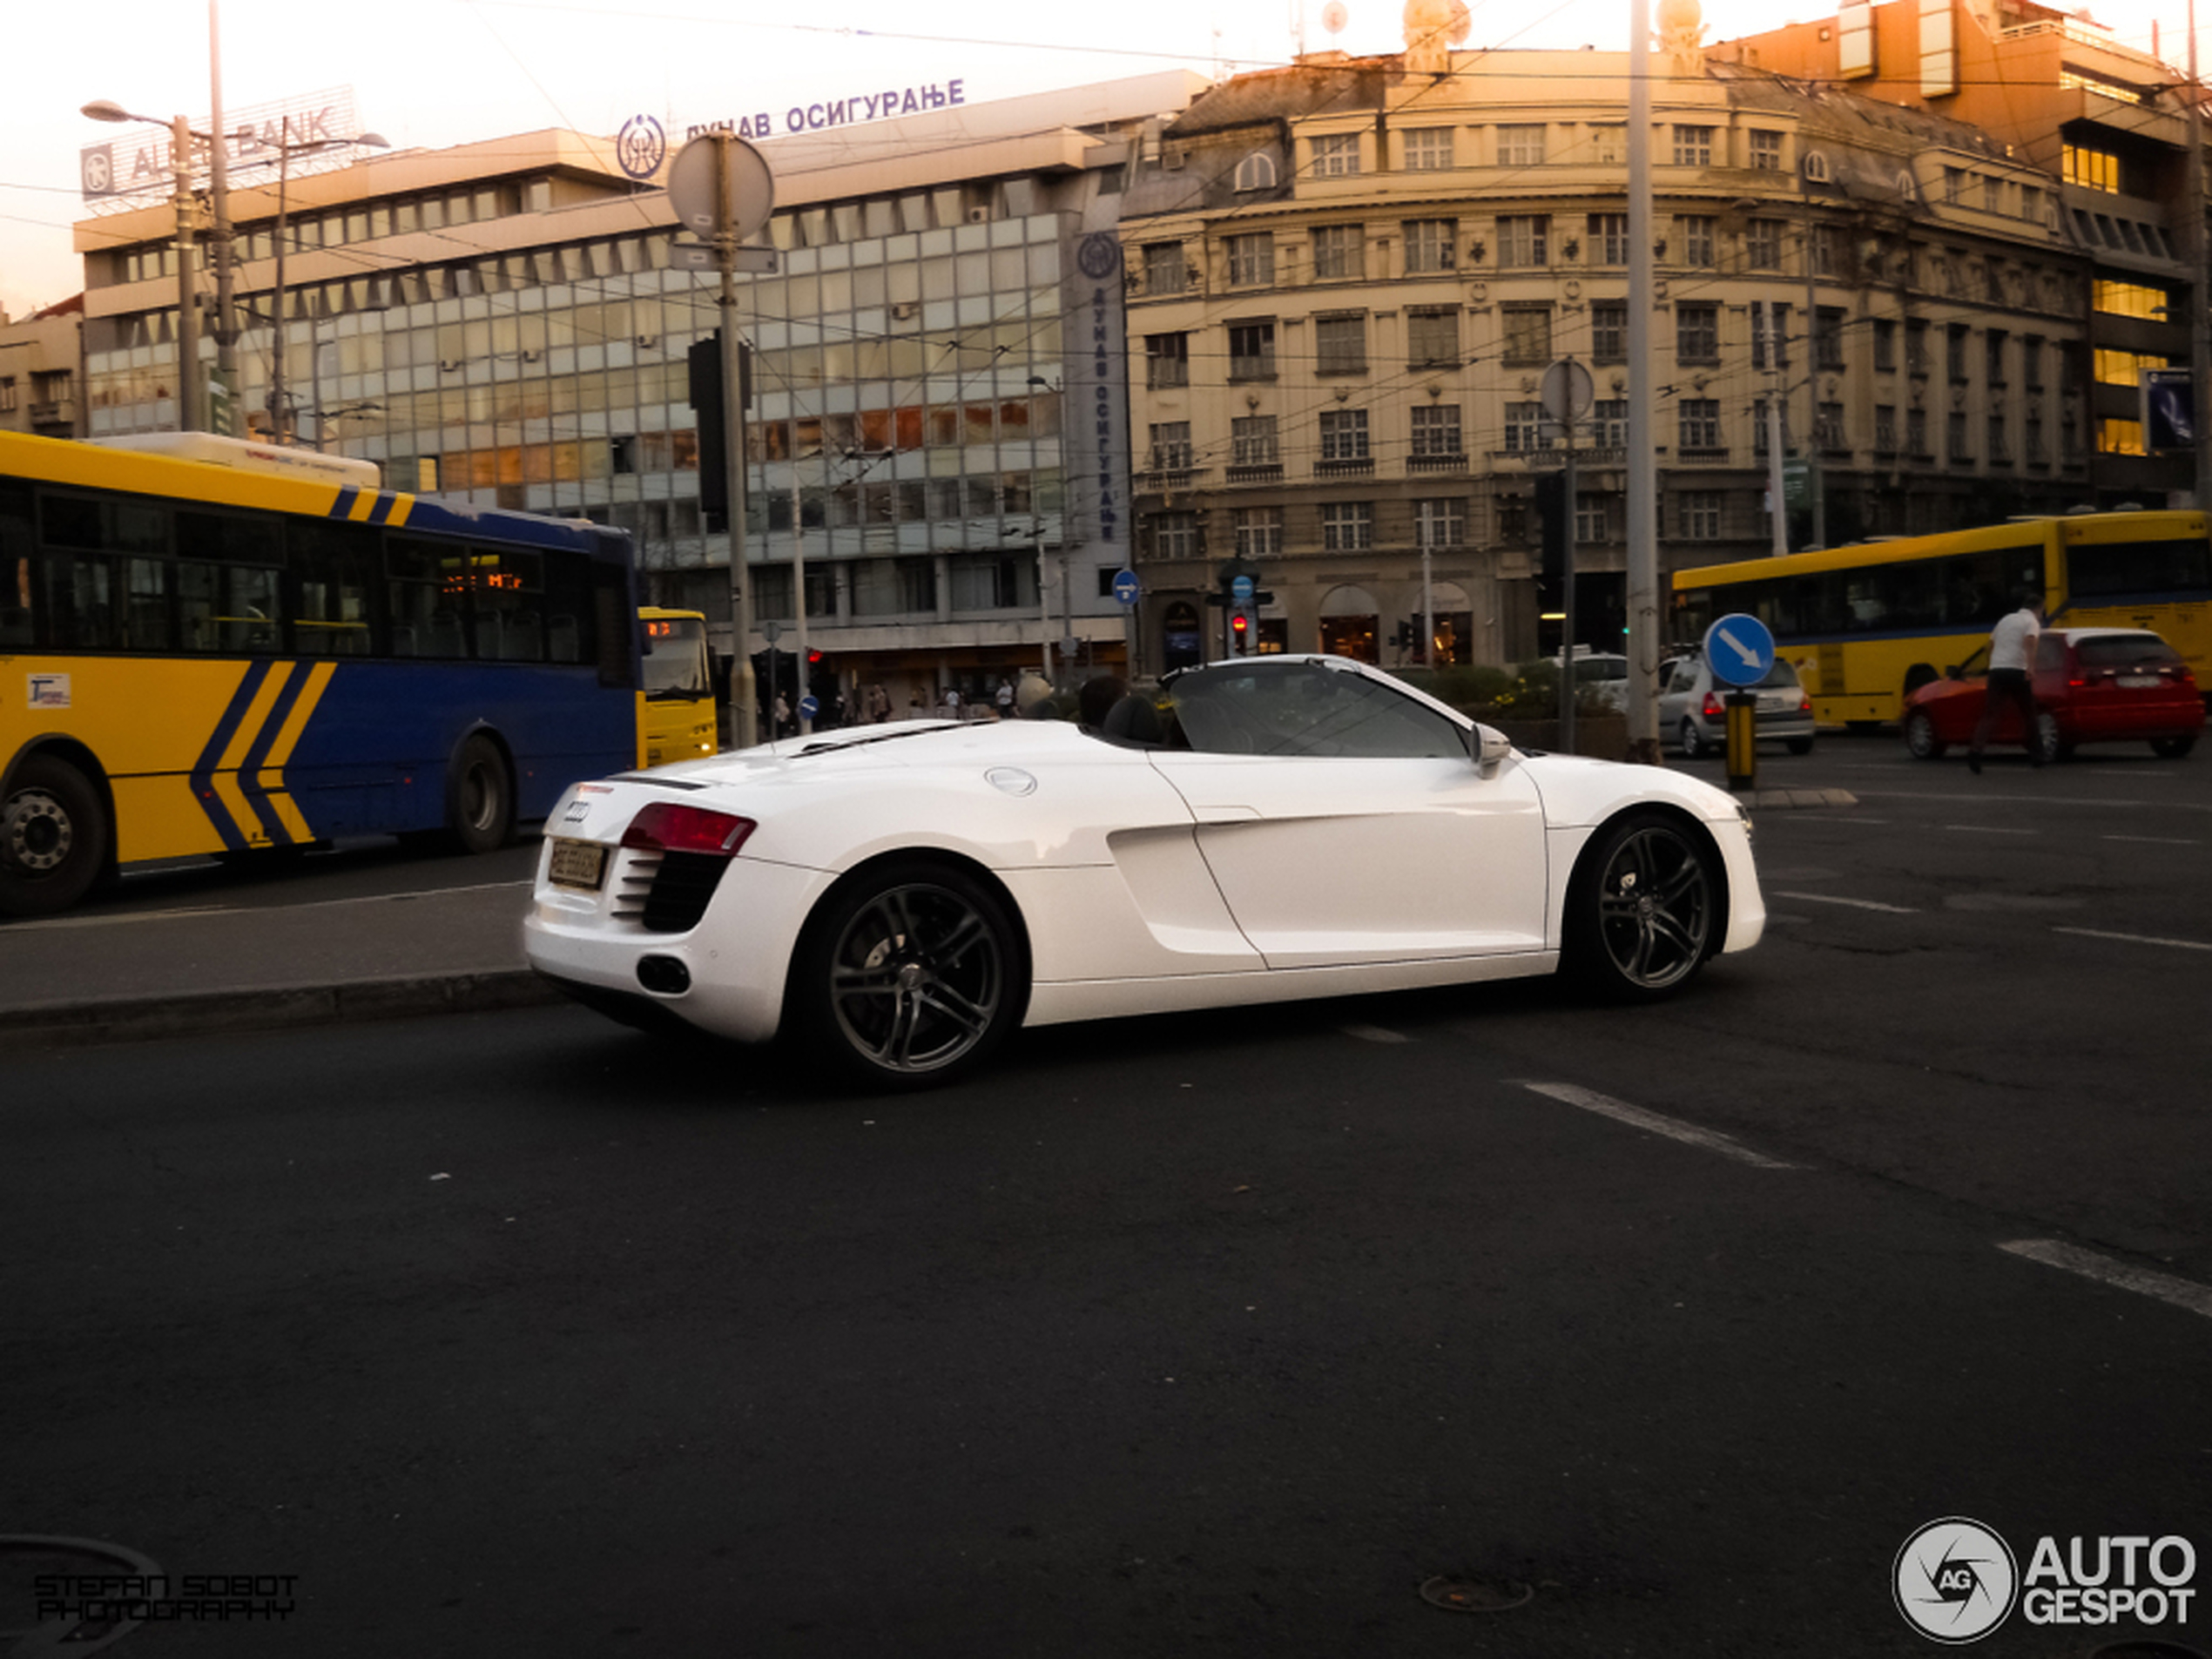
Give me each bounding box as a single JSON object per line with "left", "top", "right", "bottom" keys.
{"left": 1703, "top": 613, "right": 1777, "bottom": 688}
{"left": 799, "top": 694, "right": 819, "bottom": 719}
{"left": 1112, "top": 569, "right": 1140, "bottom": 606}
{"left": 1231, "top": 575, "right": 1254, "bottom": 604}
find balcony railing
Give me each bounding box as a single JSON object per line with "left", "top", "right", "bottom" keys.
{"left": 1313, "top": 457, "right": 1374, "bottom": 478}
{"left": 1224, "top": 462, "right": 1282, "bottom": 484}
{"left": 1406, "top": 452, "right": 1468, "bottom": 472}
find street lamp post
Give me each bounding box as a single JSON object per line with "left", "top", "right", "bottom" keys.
{"left": 83, "top": 101, "right": 218, "bottom": 432}
{"left": 266, "top": 121, "right": 388, "bottom": 443}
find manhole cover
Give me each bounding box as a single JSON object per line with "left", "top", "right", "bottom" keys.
{"left": 1419, "top": 1575, "right": 1534, "bottom": 1613}
{"left": 0, "top": 1535, "right": 167, "bottom": 1656}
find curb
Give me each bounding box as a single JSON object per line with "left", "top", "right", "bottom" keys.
{"left": 0, "top": 969, "right": 563, "bottom": 1053}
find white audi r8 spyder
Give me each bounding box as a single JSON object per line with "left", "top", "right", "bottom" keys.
{"left": 523, "top": 656, "right": 1764, "bottom": 1089}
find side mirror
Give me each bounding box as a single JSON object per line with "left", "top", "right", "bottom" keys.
{"left": 1471, "top": 723, "right": 1513, "bottom": 779}
{"left": 1945, "top": 664, "right": 1963, "bottom": 680}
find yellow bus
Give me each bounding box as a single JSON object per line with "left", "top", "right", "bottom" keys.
{"left": 1670, "top": 511, "right": 2212, "bottom": 725}
{"left": 1, "top": 430, "right": 644, "bottom": 917}
{"left": 638, "top": 606, "right": 718, "bottom": 765}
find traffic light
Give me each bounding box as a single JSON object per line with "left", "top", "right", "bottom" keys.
{"left": 1231, "top": 609, "right": 1251, "bottom": 649}
{"left": 1534, "top": 472, "right": 1568, "bottom": 581}
{"left": 688, "top": 333, "right": 752, "bottom": 534}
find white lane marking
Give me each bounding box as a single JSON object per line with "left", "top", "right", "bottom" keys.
{"left": 12, "top": 880, "right": 532, "bottom": 931}
{"left": 1943, "top": 825, "right": 2039, "bottom": 834}
{"left": 1342, "top": 1023, "right": 1410, "bottom": 1044}
{"left": 2053, "top": 926, "right": 2212, "bottom": 953}
{"left": 2000, "top": 1240, "right": 2212, "bottom": 1322}
{"left": 2101, "top": 834, "right": 2201, "bottom": 846}
{"left": 1770, "top": 890, "right": 1919, "bottom": 914}
{"left": 1516, "top": 1082, "right": 1802, "bottom": 1170}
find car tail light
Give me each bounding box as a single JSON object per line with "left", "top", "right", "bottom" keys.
{"left": 1701, "top": 693, "right": 1723, "bottom": 718}
{"left": 621, "top": 802, "right": 756, "bottom": 857}
{"left": 1797, "top": 693, "right": 1811, "bottom": 712}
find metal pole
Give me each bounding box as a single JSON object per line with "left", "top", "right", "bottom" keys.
{"left": 792, "top": 461, "right": 811, "bottom": 734}
{"left": 206, "top": 0, "right": 237, "bottom": 435}
{"left": 1804, "top": 204, "right": 1825, "bottom": 548}
{"left": 2189, "top": 0, "right": 2210, "bottom": 511}
{"left": 1624, "top": 0, "right": 1660, "bottom": 765}
{"left": 1763, "top": 303, "right": 1789, "bottom": 555}
{"left": 268, "top": 119, "right": 291, "bottom": 442}
{"left": 717, "top": 135, "right": 758, "bottom": 749}
{"left": 1561, "top": 424, "right": 1579, "bottom": 757}
{"left": 170, "top": 115, "right": 203, "bottom": 433}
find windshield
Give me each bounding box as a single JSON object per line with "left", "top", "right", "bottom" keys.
{"left": 1168, "top": 661, "right": 1467, "bottom": 759}
{"left": 2077, "top": 633, "right": 2180, "bottom": 669}
{"left": 642, "top": 616, "right": 711, "bottom": 698}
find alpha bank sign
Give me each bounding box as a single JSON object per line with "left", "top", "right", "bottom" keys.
{"left": 79, "top": 88, "right": 368, "bottom": 205}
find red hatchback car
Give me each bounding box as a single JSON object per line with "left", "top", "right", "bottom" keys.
{"left": 1903, "top": 627, "right": 2203, "bottom": 762}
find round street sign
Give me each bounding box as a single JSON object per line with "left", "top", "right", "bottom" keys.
{"left": 1231, "top": 575, "right": 1255, "bottom": 604}
{"left": 1703, "top": 612, "right": 1777, "bottom": 688}
{"left": 1539, "top": 358, "right": 1595, "bottom": 425}
{"left": 665, "top": 133, "right": 774, "bottom": 241}
{"left": 1112, "top": 569, "right": 1140, "bottom": 606}
{"left": 799, "top": 694, "right": 819, "bottom": 720}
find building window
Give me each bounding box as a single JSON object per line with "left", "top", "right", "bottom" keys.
{"left": 1495, "top": 214, "right": 1548, "bottom": 266}
{"left": 1321, "top": 501, "right": 1373, "bottom": 550}
{"left": 1948, "top": 408, "right": 1972, "bottom": 460}
{"left": 1813, "top": 224, "right": 1844, "bottom": 276}
{"left": 1149, "top": 421, "right": 1193, "bottom": 471}
{"left": 1907, "top": 407, "right": 1930, "bottom": 456}
{"left": 1746, "top": 219, "right": 1782, "bottom": 270}
{"left": 1986, "top": 329, "right": 2008, "bottom": 384}
{"left": 1498, "top": 124, "right": 1547, "bottom": 166}
{"left": 1226, "top": 233, "right": 1274, "bottom": 287}
{"left": 1319, "top": 408, "right": 1370, "bottom": 461}
{"left": 1312, "top": 224, "right": 1364, "bottom": 280}
{"left": 1229, "top": 320, "right": 1278, "bottom": 380}
{"left": 1501, "top": 304, "right": 1552, "bottom": 365}
{"left": 1403, "top": 218, "right": 1457, "bottom": 273}
{"left": 1232, "top": 415, "right": 1278, "bottom": 465}
{"left": 1234, "top": 507, "right": 1283, "bottom": 557}
{"left": 1311, "top": 132, "right": 1361, "bottom": 177}
{"left": 1875, "top": 404, "right": 1898, "bottom": 453}
{"left": 1148, "top": 512, "right": 1200, "bottom": 558}
{"left": 2094, "top": 279, "right": 2169, "bottom": 319}
{"left": 1676, "top": 303, "right": 1720, "bottom": 363}
{"left": 1753, "top": 397, "right": 1781, "bottom": 456}
{"left": 1414, "top": 498, "right": 1466, "bottom": 548}
{"left": 1404, "top": 128, "right": 1454, "bottom": 171}
{"left": 1315, "top": 314, "right": 1366, "bottom": 375}
{"left": 1672, "top": 125, "right": 1715, "bottom": 166}
{"left": 1575, "top": 494, "right": 1608, "bottom": 543}
{"left": 1503, "top": 401, "right": 1550, "bottom": 452}
{"left": 1988, "top": 411, "right": 2010, "bottom": 461}
{"left": 1748, "top": 130, "right": 1782, "bottom": 171}
{"left": 1944, "top": 165, "right": 1966, "bottom": 205}
{"left": 1815, "top": 307, "right": 1845, "bottom": 371}
{"left": 2098, "top": 416, "right": 2145, "bottom": 456}
{"left": 0, "top": 378, "right": 15, "bottom": 413}
{"left": 1588, "top": 212, "right": 1628, "bottom": 265}
{"left": 1907, "top": 319, "right": 1930, "bottom": 374}
{"left": 1591, "top": 300, "right": 1626, "bottom": 361}
{"left": 1592, "top": 125, "right": 1627, "bottom": 164}
{"left": 1947, "top": 324, "right": 1970, "bottom": 384}
{"left": 1233, "top": 152, "right": 1278, "bottom": 192}
{"left": 1591, "top": 398, "right": 1628, "bottom": 447}
{"left": 1874, "top": 319, "right": 1897, "bottom": 373}
{"left": 1407, "top": 306, "right": 1460, "bottom": 366}
{"left": 1680, "top": 215, "right": 1716, "bottom": 268}
{"left": 1411, "top": 402, "right": 1463, "bottom": 456}
{"left": 1679, "top": 398, "right": 1722, "bottom": 451}
{"left": 2025, "top": 408, "right": 2045, "bottom": 462}
{"left": 1143, "top": 242, "right": 1189, "bottom": 294}
{"left": 2064, "top": 143, "right": 2121, "bottom": 192}
{"left": 1676, "top": 490, "right": 1722, "bottom": 540}
{"left": 1818, "top": 401, "right": 1847, "bottom": 452}
{"left": 1145, "top": 333, "right": 1188, "bottom": 388}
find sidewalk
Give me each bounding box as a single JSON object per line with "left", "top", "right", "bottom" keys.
{"left": 0, "top": 785, "right": 1854, "bottom": 1050}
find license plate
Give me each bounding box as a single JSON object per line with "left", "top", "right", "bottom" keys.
{"left": 2117, "top": 674, "right": 2159, "bottom": 688}
{"left": 548, "top": 838, "right": 609, "bottom": 891}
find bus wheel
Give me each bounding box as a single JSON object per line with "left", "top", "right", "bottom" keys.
{"left": 1, "top": 755, "right": 110, "bottom": 918}
{"left": 448, "top": 735, "right": 514, "bottom": 854}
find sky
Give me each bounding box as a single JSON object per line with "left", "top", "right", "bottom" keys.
{"left": 0, "top": 0, "right": 2196, "bottom": 320}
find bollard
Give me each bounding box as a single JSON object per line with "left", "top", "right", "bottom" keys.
{"left": 1725, "top": 690, "right": 1757, "bottom": 792}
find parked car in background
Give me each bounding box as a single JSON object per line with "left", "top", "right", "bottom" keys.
{"left": 1658, "top": 651, "right": 1817, "bottom": 758}
{"left": 1901, "top": 627, "right": 2202, "bottom": 762}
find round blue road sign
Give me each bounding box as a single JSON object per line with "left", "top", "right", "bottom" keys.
{"left": 1703, "top": 613, "right": 1777, "bottom": 687}
{"left": 1112, "top": 569, "right": 1140, "bottom": 606}
{"left": 799, "top": 694, "right": 819, "bottom": 720}
{"left": 1231, "top": 575, "right": 1255, "bottom": 604}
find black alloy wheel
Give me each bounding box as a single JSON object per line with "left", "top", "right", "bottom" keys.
{"left": 1565, "top": 812, "right": 1719, "bottom": 1001}
{"left": 797, "top": 860, "right": 1022, "bottom": 1089}
{"left": 1903, "top": 710, "right": 1945, "bottom": 760}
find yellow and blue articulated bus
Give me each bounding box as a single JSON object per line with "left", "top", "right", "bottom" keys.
{"left": 0, "top": 430, "right": 644, "bottom": 918}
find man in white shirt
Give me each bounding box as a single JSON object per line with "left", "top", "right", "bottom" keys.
{"left": 1970, "top": 592, "right": 2044, "bottom": 773}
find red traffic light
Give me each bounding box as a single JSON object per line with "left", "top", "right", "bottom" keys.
{"left": 806, "top": 650, "right": 822, "bottom": 664}
{"left": 1231, "top": 612, "right": 1250, "bottom": 634}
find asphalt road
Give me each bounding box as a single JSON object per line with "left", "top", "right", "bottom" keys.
{"left": 4, "top": 735, "right": 2209, "bottom": 1656}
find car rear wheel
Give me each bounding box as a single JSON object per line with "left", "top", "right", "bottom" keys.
{"left": 1904, "top": 711, "right": 1945, "bottom": 759}
{"left": 1784, "top": 736, "right": 1814, "bottom": 755}
{"left": 1563, "top": 812, "right": 1718, "bottom": 1001}
{"left": 794, "top": 860, "right": 1024, "bottom": 1090}
{"left": 0, "top": 754, "right": 110, "bottom": 918}
{"left": 1678, "top": 717, "right": 1709, "bottom": 759}
{"left": 2033, "top": 711, "right": 2072, "bottom": 765}
{"left": 2151, "top": 734, "right": 2197, "bottom": 759}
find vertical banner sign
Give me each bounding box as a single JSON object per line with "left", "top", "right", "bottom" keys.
{"left": 1065, "top": 226, "right": 1132, "bottom": 629}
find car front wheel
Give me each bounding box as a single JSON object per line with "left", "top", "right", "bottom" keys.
{"left": 1904, "top": 711, "right": 1945, "bottom": 759}
{"left": 2151, "top": 734, "right": 2196, "bottom": 759}
{"left": 1563, "top": 813, "right": 1719, "bottom": 1001}
{"left": 793, "top": 860, "right": 1024, "bottom": 1090}
{"left": 1678, "top": 717, "right": 1709, "bottom": 759}
{"left": 2033, "top": 711, "right": 2072, "bottom": 765}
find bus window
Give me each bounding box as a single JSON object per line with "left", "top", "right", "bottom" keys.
{"left": 292, "top": 520, "right": 376, "bottom": 656}
{"left": 388, "top": 536, "right": 471, "bottom": 658}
